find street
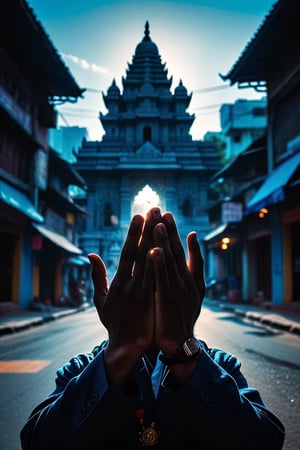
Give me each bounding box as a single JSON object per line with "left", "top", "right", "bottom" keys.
{"left": 0, "top": 302, "right": 299, "bottom": 450}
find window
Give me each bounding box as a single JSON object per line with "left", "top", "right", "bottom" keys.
{"left": 143, "top": 126, "right": 151, "bottom": 142}
{"left": 253, "top": 107, "right": 266, "bottom": 116}
{"left": 182, "top": 199, "right": 192, "bottom": 217}
{"left": 104, "top": 203, "right": 113, "bottom": 226}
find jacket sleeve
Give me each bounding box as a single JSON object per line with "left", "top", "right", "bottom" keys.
{"left": 158, "top": 344, "right": 285, "bottom": 450}
{"left": 20, "top": 345, "right": 141, "bottom": 450}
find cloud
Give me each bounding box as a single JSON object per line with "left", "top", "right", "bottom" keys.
{"left": 62, "top": 53, "right": 109, "bottom": 75}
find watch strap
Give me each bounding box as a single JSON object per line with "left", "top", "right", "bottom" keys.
{"left": 159, "top": 338, "right": 201, "bottom": 365}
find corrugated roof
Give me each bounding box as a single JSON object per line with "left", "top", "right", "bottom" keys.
{"left": 220, "top": 0, "right": 299, "bottom": 86}
{"left": 1, "top": 0, "right": 84, "bottom": 101}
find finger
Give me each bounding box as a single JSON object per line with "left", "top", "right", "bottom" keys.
{"left": 88, "top": 253, "right": 108, "bottom": 309}
{"left": 113, "top": 214, "right": 144, "bottom": 283}
{"left": 133, "top": 207, "right": 162, "bottom": 281}
{"left": 161, "top": 212, "right": 187, "bottom": 273}
{"left": 153, "top": 223, "right": 181, "bottom": 286}
{"left": 141, "top": 250, "right": 155, "bottom": 312}
{"left": 187, "top": 232, "right": 206, "bottom": 299}
{"left": 150, "top": 247, "right": 169, "bottom": 298}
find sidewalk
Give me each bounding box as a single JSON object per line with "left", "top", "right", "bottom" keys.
{"left": 204, "top": 298, "right": 300, "bottom": 336}
{"left": 0, "top": 303, "right": 91, "bottom": 337}
{"left": 0, "top": 299, "right": 300, "bottom": 337}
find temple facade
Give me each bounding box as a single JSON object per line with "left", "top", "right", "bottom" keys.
{"left": 75, "top": 22, "right": 220, "bottom": 279}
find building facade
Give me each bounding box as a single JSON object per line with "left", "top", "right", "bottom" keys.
{"left": 0, "top": 0, "right": 84, "bottom": 310}
{"left": 75, "top": 22, "right": 221, "bottom": 279}
{"left": 220, "top": 98, "right": 267, "bottom": 161}
{"left": 49, "top": 126, "right": 88, "bottom": 163}
{"left": 206, "top": 0, "right": 300, "bottom": 308}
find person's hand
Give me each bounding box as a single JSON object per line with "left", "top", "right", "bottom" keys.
{"left": 88, "top": 208, "right": 162, "bottom": 385}
{"left": 150, "top": 212, "right": 205, "bottom": 380}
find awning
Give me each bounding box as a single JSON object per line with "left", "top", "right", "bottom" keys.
{"left": 33, "top": 224, "right": 82, "bottom": 254}
{"left": 67, "top": 256, "right": 90, "bottom": 265}
{"left": 0, "top": 180, "right": 44, "bottom": 223}
{"left": 203, "top": 224, "right": 228, "bottom": 242}
{"left": 246, "top": 152, "right": 300, "bottom": 214}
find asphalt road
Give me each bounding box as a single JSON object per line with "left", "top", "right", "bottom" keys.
{"left": 0, "top": 302, "right": 299, "bottom": 450}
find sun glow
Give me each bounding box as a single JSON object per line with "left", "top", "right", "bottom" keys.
{"left": 133, "top": 184, "right": 160, "bottom": 216}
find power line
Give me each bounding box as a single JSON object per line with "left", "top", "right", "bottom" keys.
{"left": 85, "top": 87, "right": 101, "bottom": 93}
{"left": 57, "top": 111, "right": 70, "bottom": 126}
{"left": 84, "top": 84, "right": 230, "bottom": 95}
{"left": 194, "top": 103, "right": 221, "bottom": 111}
{"left": 55, "top": 83, "right": 237, "bottom": 120}
{"left": 193, "top": 85, "right": 230, "bottom": 94}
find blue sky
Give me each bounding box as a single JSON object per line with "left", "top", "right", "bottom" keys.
{"left": 27, "top": 0, "right": 276, "bottom": 141}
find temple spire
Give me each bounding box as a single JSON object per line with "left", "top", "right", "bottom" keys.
{"left": 144, "top": 21, "right": 150, "bottom": 40}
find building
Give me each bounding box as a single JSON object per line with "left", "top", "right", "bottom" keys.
{"left": 205, "top": 0, "right": 300, "bottom": 308}
{"left": 0, "top": 0, "right": 84, "bottom": 309}
{"left": 74, "top": 22, "right": 221, "bottom": 279}
{"left": 49, "top": 126, "right": 88, "bottom": 163}
{"left": 33, "top": 149, "right": 89, "bottom": 305}
{"left": 204, "top": 135, "right": 267, "bottom": 302}
{"left": 220, "top": 98, "right": 267, "bottom": 161}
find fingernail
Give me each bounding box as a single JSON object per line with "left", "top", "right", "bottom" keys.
{"left": 87, "top": 254, "right": 93, "bottom": 267}
{"left": 165, "top": 213, "right": 173, "bottom": 224}
{"left": 151, "top": 208, "right": 161, "bottom": 219}
{"left": 150, "top": 247, "right": 162, "bottom": 257}
{"left": 132, "top": 215, "right": 144, "bottom": 227}
{"left": 158, "top": 224, "right": 166, "bottom": 236}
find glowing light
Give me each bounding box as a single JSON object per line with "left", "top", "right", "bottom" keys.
{"left": 133, "top": 184, "right": 160, "bottom": 216}
{"left": 221, "top": 236, "right": 230, "bottom": 250}
{"left": 110, "top": 215, "right": 119, "bottom": 225}
{"left": 222, "top": 237, "right": 231, "bottom": 245}
{"left": 258, "top": 207, "right": 269, "bottom": 218}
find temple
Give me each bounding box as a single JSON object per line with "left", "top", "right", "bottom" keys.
{"left": 75, "top": 22, "right": 220, "bottom": 278}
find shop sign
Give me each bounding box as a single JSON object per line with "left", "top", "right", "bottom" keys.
{"left": 222, "top": 202, "right": 243, "bottom": 223}
{"left": 34, "top": 149, "right": 48, "bottom": 190}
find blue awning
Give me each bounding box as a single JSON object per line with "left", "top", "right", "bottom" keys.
{"left": 67, "top": 256, "right": 90, "bottom": 265}
{"left": 203, "top": 224, "right": 228, "bottom": 242}
{"left": 0, "top": 180, "right": 44, "bottom": 223}
{"left": 246, "top": 152, "right": 300, "bottom": 214}
{"left": 33, "top": 224, "right": 82, "bottom": 254}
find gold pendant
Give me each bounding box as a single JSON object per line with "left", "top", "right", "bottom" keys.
{"left": 139, "top": 422, "right": 159, "bottom": 447}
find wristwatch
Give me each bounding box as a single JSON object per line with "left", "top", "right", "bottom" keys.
{"left": 159, "top": 337, "right": 201, "bottom": 365}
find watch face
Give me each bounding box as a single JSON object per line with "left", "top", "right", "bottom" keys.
{"left": 183, "top": 338, "right": 200, "bottom": 357}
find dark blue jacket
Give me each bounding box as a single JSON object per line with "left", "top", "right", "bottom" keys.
{"left": 20, "top": 340, "right": 284, "bottom": 449}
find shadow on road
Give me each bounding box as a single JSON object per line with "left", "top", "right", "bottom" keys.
{"left": 204, "top": 304, "right": 283, "bottom": 337}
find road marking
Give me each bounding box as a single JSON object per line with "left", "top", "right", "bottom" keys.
{"left": 0, "top": 360, "right": 51, "bottom": 373}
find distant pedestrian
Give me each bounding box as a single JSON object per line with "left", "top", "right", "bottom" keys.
{"left": 21, "top": 208, "right": 285, "bottom": 450}
{"left": 68, "top": 277, "right": 81, "bottom": 306}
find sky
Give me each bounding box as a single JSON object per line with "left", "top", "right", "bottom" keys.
{"left": 27, "top": 0, "right": 276, "bottom": 141}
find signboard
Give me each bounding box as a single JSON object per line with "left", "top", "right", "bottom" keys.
{"left": 34, "top": 149, "right": 48, "bottom": 191}
{"left": 222, "top": 202, "right": 243, "bottom": 223}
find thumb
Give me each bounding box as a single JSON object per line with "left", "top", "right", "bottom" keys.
{"left": 187, "top": 233, "right": 206, "bottom": 300}
{"left": 88, "top": 253, "right": 108, "bottom": 309}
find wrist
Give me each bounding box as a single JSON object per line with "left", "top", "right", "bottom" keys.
{"left": 159, "top": 337, "right": 201, "bottom": 366}
{"left": 104, "top": 343, "right": 143, "bottom": 386}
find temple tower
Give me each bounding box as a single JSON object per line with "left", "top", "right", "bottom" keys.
{"left": 75, "top": 22, "right": 220, "bottom": 279}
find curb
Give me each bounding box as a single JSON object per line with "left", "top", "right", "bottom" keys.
{"left": 0, "top": 304, "right": 90, "bottom": 337}
{"left": 219, "top": 303, "right": 300, "bottom": 336}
